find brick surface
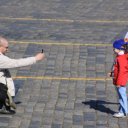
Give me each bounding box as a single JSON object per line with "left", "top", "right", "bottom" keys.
{"left": 0, "top": 0, "right": 128, "bottom": 128}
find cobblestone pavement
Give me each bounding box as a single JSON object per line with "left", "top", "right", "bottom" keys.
{"left": 0, "top": 0, "right": 128, "bottom": 128}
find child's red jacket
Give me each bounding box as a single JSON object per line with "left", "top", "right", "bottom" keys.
{"left": 113, "top": 54, "right": 128, "bottom": 86}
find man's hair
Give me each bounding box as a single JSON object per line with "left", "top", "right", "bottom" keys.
{"left": 0, "top": 36, "right": 7, "bottom": 47}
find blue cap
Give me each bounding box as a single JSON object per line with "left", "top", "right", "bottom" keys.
{"left": 113, "top": 39, "right": 126, "bottom": 50}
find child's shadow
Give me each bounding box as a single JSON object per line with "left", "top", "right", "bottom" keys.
{"left": 82, "top": 100, "right": 118, "bottom": 114}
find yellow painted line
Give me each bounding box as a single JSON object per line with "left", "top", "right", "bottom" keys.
{"left": 10, "top": 40, "right": 111, "bottom": 46}
{"left": 12, "top": 76, "right": 111, "bottom": 81}
{"left": 0, "top": 16, "right": 128, "bottom": 24}
{"left": 0, "top": 17, "right": 74, "bottom": 22}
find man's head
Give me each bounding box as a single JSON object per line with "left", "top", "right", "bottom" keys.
{"left": 124, "top": 32, "right": 128, "bottom": 42}
{"left": 0, "top": 37, "right": 9, "bottom": 54}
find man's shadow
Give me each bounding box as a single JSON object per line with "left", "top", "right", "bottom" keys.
{"left": 13, "top": 79, "right": 24, "bottom": 104}
{"left": 82, "top": 100, "right": 118, "bottom": 114}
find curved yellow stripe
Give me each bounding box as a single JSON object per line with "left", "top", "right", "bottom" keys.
{"left": 13, "top": 76, "right": 112, "bottom": 81}
{"left": 10, "top": 40, "right": 111, "bottom": 46}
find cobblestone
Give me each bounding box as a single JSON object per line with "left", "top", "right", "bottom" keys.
{"left": 0, "top": 0, "right": 128, "bottom": 128}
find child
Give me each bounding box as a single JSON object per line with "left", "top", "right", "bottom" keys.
{"left": 110, "top": 39, "right": 128, "bottom": 118}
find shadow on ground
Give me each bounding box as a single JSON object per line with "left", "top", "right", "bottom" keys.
{"left": 82, "top": 100, "right": 118, "bottom": 115}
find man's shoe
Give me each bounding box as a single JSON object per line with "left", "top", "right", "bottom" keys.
{"left": 113, "top": 113, "right": 126, "bottom": 118}
{"left": 0, "top": 108, "right": 15, "bottom": 114}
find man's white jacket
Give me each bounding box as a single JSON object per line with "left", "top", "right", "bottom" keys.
{"left": 0, "top": 52, "right": 36, "bottom": 96}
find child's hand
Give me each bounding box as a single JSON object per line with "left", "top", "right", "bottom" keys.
{"left": 107, "top": 72, "right": 113, "bottom": 77}
{"left": 116, "top": 85, "right": 120, "bottom": 87}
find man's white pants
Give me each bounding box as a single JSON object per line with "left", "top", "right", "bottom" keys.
{"left": 0, "top": 76, "right": 15, "bottom": 96}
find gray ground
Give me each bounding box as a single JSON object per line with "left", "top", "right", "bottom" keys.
{"left": 0, "top": 0, "right": 128, "bottom": 128}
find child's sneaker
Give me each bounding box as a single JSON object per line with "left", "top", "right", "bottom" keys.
{"left": 113, "top": 113, "right": 126, "bottom": 118}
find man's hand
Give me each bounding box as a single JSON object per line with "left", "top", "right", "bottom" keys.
{"left": 35, "top": 53, "right": 45, "bottom": 61}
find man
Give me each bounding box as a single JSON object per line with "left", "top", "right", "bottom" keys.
{"left": 0, "top": 36, "right": 45, "bottom": 114}
{"left": 124, "top": 32, "right": 128, "bottom": 42}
